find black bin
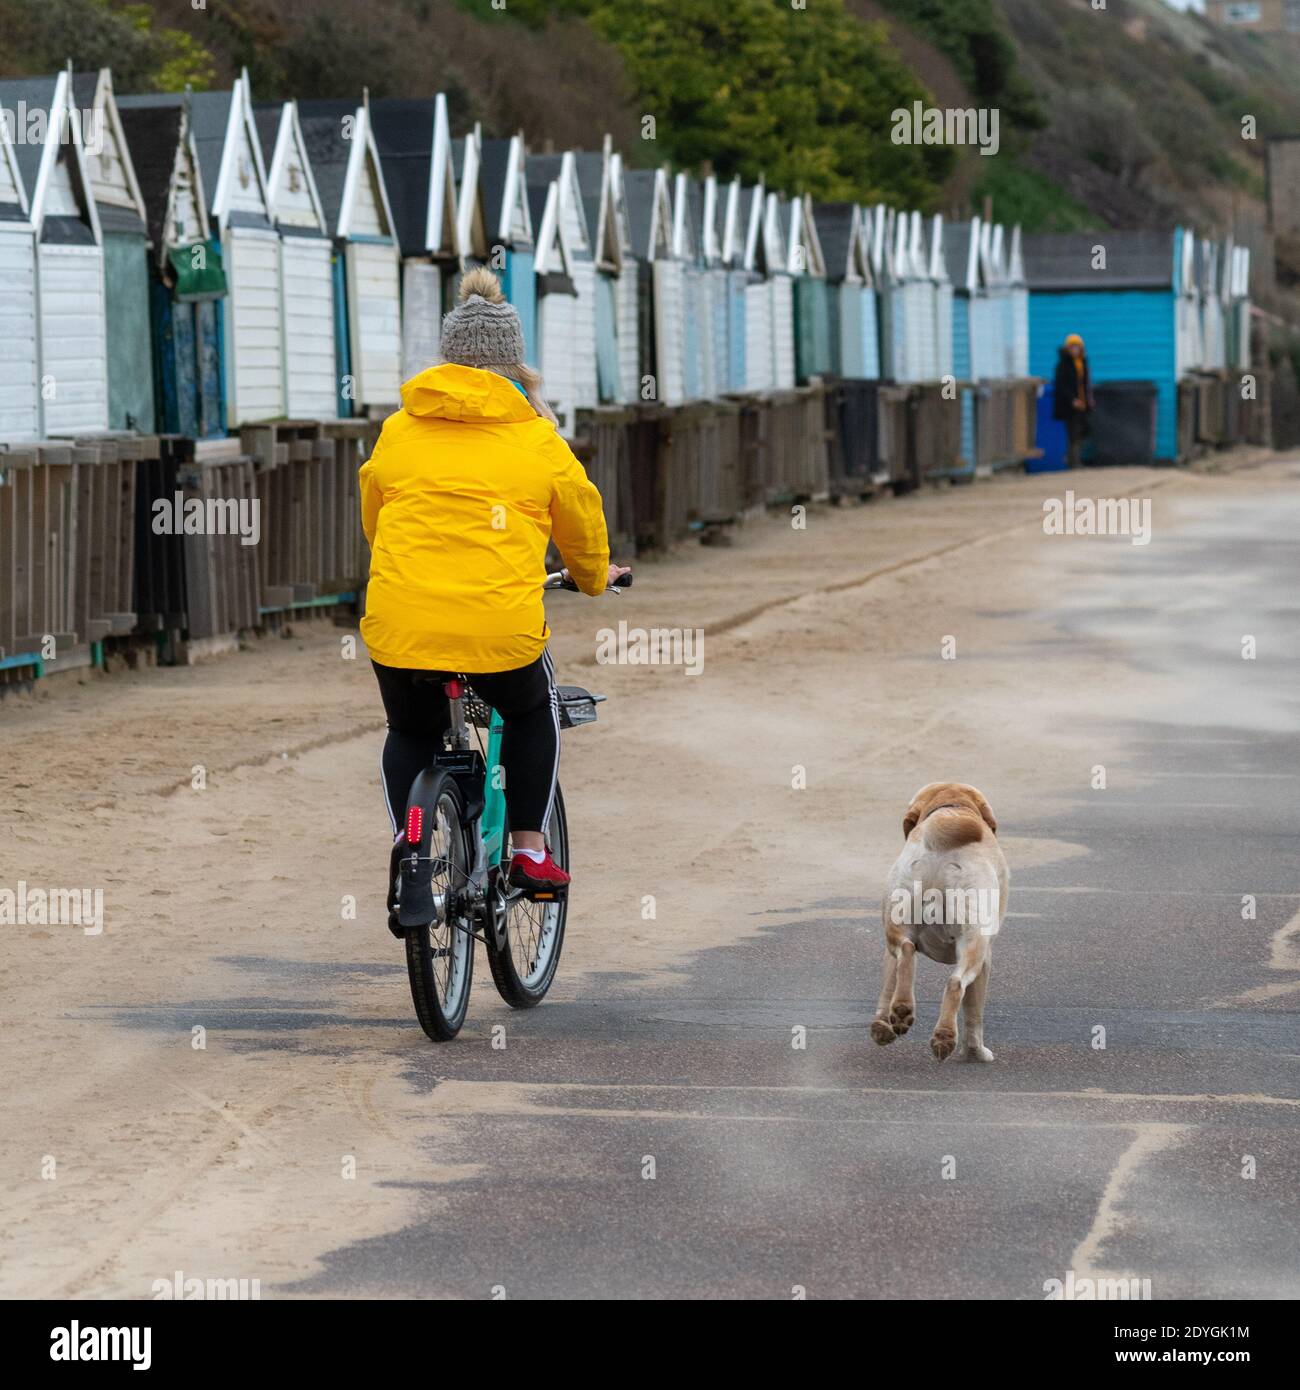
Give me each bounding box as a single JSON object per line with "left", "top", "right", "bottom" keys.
{"left": 1090, "top": 381, "right": 1158, "bottom": 466}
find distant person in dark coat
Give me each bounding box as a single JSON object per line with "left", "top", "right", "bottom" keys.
{"left": 1053, "top": 333, "right": 1095, "bottom": 468}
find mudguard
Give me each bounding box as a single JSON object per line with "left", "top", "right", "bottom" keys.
{"left": 433, "top": 749, "right": 487, "bottom": 824}
{"left": 398, "top": 769, "right": 463, "bottom": 929}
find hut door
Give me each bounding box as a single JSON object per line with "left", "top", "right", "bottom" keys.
{"left": 0, "top": 227, "right": 39, "bottom": 440}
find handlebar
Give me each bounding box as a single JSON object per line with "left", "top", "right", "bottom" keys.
{"left": 545, "top": 569, "right": 633, "bottom": 595}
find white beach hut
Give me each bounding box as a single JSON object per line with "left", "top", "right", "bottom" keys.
{"left": 255, "top": 99, "right": 337, "bottom": 418}
{"left": 741, "top": 181, "right": 774, "bottom": 392}
{"left": 123, "top": 73, "right": 286, "bottom": 426}
{"left": 0, "top": 89, "right": 40, "bottom": 441}
{"left": 720, "top": 177, "right": 748, "bottom": 393}
{"left": 766, "top": 193, "right": 797, "bottom": 389}
{"left": 606, "top": 152, "right": 642, "bottom": 403}
{"left": 673, "top": 172, "right": 705, "bottom": 401}
{"left": 298, "top": 98, "right": 403, "bottom": 415}
{"left": 527, "top": 152, "right": 599, "bottom": 433}
{"left": 370, "top": 93, "right": 460, "bottom": 382}
{"left": 622, "top": 166, "right": 676, "bottom": 405}
{"left": 0, "top": 72, "right": 109, "bottom": 435}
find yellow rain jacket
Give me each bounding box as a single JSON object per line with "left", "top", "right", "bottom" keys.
{"left": 359, "top": 364, "right": 610, "bottom": 672}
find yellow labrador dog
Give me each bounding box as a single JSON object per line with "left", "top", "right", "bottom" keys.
{"left": 872, "top": 782, "right": 1008, "bottom": 1062}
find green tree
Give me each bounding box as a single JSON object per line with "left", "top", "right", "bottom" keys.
{"left": 582, "top": 0, "right": 953, "bottom": 205}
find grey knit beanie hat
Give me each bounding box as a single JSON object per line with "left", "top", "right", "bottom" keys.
{"left": 440, "top": 266, "right": 526, "bottom": 374}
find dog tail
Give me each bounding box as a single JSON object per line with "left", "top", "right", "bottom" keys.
{"left": 923, "top": 810, "right": 987, "bottom": 852}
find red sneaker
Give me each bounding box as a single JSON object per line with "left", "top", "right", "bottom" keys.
{"left": 508, "top": 850, "right": 570, "bottom": 899}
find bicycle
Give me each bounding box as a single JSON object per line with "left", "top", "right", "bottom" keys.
{"left": 388, "top": 568, "right": 632, "bottom": 1041}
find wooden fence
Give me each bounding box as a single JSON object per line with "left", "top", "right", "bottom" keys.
{"left": 1177, "top": 368, "right": 1271, "bottom": 460}
{"left": 1, "top": 433, "right": 152, "bottom": 678}
{"left": 5, "top": 379, "right": 1046, "bottom": 686}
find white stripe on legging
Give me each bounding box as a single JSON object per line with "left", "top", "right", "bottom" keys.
{"left": 379, "top": 745, "right": 398, "bottom": 837}
{"left": 540, "top": 648, "right": 561, "bottom": 836}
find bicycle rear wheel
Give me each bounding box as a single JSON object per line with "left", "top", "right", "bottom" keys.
{"left": 403, "top": 772, "right": 474, "bottom": 1040}
{"left": 485, "top": 786, "right": 568, "bottom": 1008}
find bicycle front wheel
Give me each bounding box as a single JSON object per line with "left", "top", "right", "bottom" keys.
{"left": 403, "top": 772, "right": 474, "bottom": 1040}
{"left": 486, "top": 785, "right": 568, "bottom": 1008}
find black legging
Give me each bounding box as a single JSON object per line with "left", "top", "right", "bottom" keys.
{"left": 372, "top": 654, "right": 560, "bottom": 836}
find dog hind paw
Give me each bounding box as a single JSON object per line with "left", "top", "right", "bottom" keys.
{"left": 930, "top": 1028, "right": 957, "bottom": 1061}
{"left": 963, "top": 1045, "right": 995, "bottom": 1063}
{"left": 870, "top": 1019, "right": 897, "bottom": 1046}
{"left": 888, "top": 1003, "right": 914, "bottom": 1034}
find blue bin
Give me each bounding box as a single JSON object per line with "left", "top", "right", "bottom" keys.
{"left": 1029, "top": 385, "right": 1068, "bottom": 473}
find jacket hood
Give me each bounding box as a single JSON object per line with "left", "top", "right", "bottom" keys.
{"left": 400, "top": 363, "right": 537, "bottom": 424}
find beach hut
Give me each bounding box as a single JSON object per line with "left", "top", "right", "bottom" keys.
{"left": 370, "top": 94, "right": 460, "bottom": 381}
{"left": 453, "top": 126, "right": 489, "bottom": 269}
{"left": 741, "top": 181, "right": 774, "bottom": 392}
{"left": 945, "top": 217, "right": 983, "bottom": 465}
{"left": 931, "top": 216, "right": 953, "bottom": 382}
{"left": 812, "top": 202, "right": 870, "bottom": 378}
{"left": 606, "top": 153, "right": 642, "bottom": 402}
{"left": 254, "top": 99, "right": 337, "bottom": 418}
{"left": 1173, "top": 226, "right": 1203, "bottom": 379}
{"left": 574, "top": 144, "right": 626, "bottom": 404}
{"left": 866, "top": 206, "right": 895, "bottom": 380}
{"left": 117, "top": 96, "right": 226, "bottom": 437}
{"left": 718, "top": 177, "right": 748, "bottom": 394}
{"left": 969, "top": 221, "right": 1006, "bottom": 384}
{"left": 477, "top": 133, "right": 536, "bottom": 359}
{"left": 124, "top": 73, "right": 287, "bottom": 426}
{"left": 1024, "top": 229, "right": 1183, "bottom": 461}
{"left": 766, "top": 193, "right": 797, "bottom": 390}
{"left": 699, "top": 174, "right": 731, "bottom": 398}
{"left": 877, "top": 208, "right": 904, "bottom": 381}
{"left": 854, "top": 207, "right": 881, "bottom": 379}
{"left": 1198, "top": 239, "right": 1227, "bottom": 372}
{"left": 526, "top": 152, "right": 599, "bottom": 433}
{"left": 0, "top": 92, "right": 40, "bottom": 441}
{"left": 672, "top": 173, "right": 705, "bottom": 401}
{"left": 477, "top": 133, "right": 536, "bottom": 367}
{"left": 1008, "top": 226, "right": 1030, "bottom": 377}
{"left": 793, "top": 195, "right": 833, "bottom": 384}
{"left": 623, "top": 166, "right": 680, "bottom": 406}
{"left": 72, "top": 69, "right": 154, "bottom": 432}
{"left": 1229, "top": 244, "right": 1251, "bottom": 373}
{"left": 297, "top": 98, "right": 403, "bottom": 416}
{"left": 879, "top": 208, "right": 923, "bottom": 383}
{"left": 0, "top": 72, "right": 109, "bottom": 435}
{"left": 910, "top": 212, "right": 940, "bottom": 382}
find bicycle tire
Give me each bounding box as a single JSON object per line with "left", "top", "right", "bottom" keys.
{"left": 403, "top": 771, "right": 474, "bottom": 1041}
{"left": 485, "top": 785, "right": 568, "bottom": 1008}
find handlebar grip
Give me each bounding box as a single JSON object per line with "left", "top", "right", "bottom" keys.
{"left": 611, "top": 572, "right": 633, "bottom": 589}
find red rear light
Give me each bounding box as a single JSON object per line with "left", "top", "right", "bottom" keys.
{"left": 444, "top": 678, "right": 464, "bottom": 699}
{"left": 406, "top": 805, "right": 423, "bottom": 845}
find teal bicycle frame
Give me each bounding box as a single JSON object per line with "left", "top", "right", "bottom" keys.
{"left": 480, "top": 709, "right": 508, "bottom": 870}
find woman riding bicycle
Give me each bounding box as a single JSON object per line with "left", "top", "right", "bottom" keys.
{"left": 359, "top": 266, "right": 628, "bottom": 896}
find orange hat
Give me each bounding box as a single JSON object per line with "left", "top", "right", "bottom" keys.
{"left": 1064, "top": 333, "right": 1085, "bottom": 349}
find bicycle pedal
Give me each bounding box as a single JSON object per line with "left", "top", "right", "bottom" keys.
{"left": 519, "top": 885, "right": 567, "bottom": 903}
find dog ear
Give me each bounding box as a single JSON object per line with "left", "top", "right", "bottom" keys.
{"left": 902, "top": 801, "right": 922, "bottom": 839}
{"left": 972, "top": 791, "right": 998, "bottom": 835}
